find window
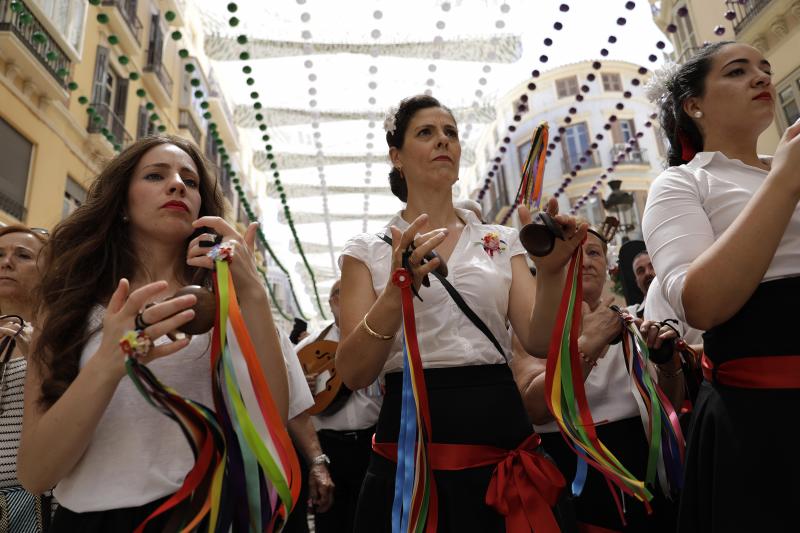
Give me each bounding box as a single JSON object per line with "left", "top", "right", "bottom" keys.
{"left": 555, "top": 76, "right": 579, "bottom": 98}
{"left": 89, "top": 46, "right": 129, "bottom": 144}
{"left": 601, "top": 73, "right": 623, "bottom": 92}
{"left": 31, "top": 0, "right": 86, "bottom": 53}
{"left": 0, "top": 118, "right": 33, "bottom": 220}
{"left": 779, "top": 85, "right": 800, "bottom": 127}
{"left": 136, "top": 104, "right": 155, "bottom": 139}
{"left": 562, "top": 122, "right": 592, "bottom": 169}
{"left": 62, "top": 176, "right": 86, "bottom": 219}
{"left": 611, "top": 119, "right": 637, "bottom": 144}
{"left": 673, "top": 4, "right": 697, "bottom": 58}
{"left": 146, "top": 12, "right": 165, "bottom": 69}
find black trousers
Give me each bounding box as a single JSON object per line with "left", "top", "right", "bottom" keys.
{"left": 282, "top": 453, "right": 310, "bottom": 533}
{"left": 314, "top": 426, "right": 376, "bottom": 533}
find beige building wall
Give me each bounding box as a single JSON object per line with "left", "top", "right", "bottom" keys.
{"left": 652, "top": 0, "right": 800, "bottom": 153}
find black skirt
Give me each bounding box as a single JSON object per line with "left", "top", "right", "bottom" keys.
{"left": 678, "top": 277, "right": 800, "bottom": 533}
{"left": 49, "top": 497, "right": 171, "bottom": 532}
{"left": 353, "top": 364, "right": 574, "bottom": 533}
{"left": 540, "top": 417, "right": 677, "bottom": 533}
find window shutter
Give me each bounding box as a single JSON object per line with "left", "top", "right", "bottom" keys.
{"left": 136, "top": 104, "right": 149, "bottom": 139}
{"left": 114, "top": 77, "right": 129, "bottom": 123}
{"left": 91, "top": 46, "right": 109, "bottom": 105}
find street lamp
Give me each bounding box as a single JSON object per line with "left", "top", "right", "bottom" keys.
{"left": 602, "top": 179, "right": 635, "bottom": 239}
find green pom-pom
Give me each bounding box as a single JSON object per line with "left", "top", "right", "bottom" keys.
{"left": 219, "top": 147, "right": 227, "bottom": 154}
{"left": 280, "top": 196, "right": 287, "bottom": 204}
{"left": 262, "top": 134, "right": 270, "bottom": 141}
{"left": 118, "top": 55, "right": 129, "bottom": 65}
{"left": 157, "top": 125, "right": 167, "bottom": 132}
{"left": 78, "top": 96, "right": 89, "bottom": 105}
{"left": 165, "top": 11, "right": 176, "bottom": 22}
{"left": 203, "top": 111, "right": 212, "bottom": 119}
{"left": 32, "top": 31, "right": 47, "bottom": 44}
{"left": 237, "top": 35, "right": 247, "bottom": 45}
{"left": 209, "top": 123, "right": 217, "bottom": 130}
{"left": 87, "top": 107, "right": 95, "bottom": 114}
{"left": 88, "top": 0, "right": 101, "bottom": 5}
{"left": 229, "top": 16, "right": 239, "bottom": 26}
{"left": 19, "top": 13, "right": 33, "bottom": 25}
{"left": 266, "top": 152, "right": 274, "bottom": 160}
{"left": 129, "top": 72, "right": 140, "bottom": 80}
{"left": 200, "top": 101, "right": 209, "bottom": 109}
{"left": 150, "top": 113, "right": 159, "bottom": 121}
{"left": 242, "top": 65, "right": 252, "bottom": 74}
{"left": 101, "top": 127, "right": 109, "bottom": 136}
{"left": 190, "top": 78, "right": 200, "bottom": 87}
{"left": 253, "top": 102, "right": 262, "bottom": 110}
{"left": 273, "top": 172, "right": 280, "bottom": 178}
{"left": 56, "top": 68, "right": 68, "bottom": 78}
{"left": 114, "top": 144, "right": 121, "bottom": 151}
{"left": 259, "top": 124, "right": 267, "bottom": 131}
{"left": 246, "top": 77, "right": 255, "bottom": 86}
{"left": 194, "top": 90, "right": 204, "bottom": 98}
{"left": 136, "top": 88, "right": 146, "bottom": 97}
{"left": 227, "top": 3, "right": 238, "bottom": 13}
{"left": 171, "top": 30, "right": 182, "bottom": 41}
{"left": 145, "top": 102, "right": 155, "bottom": 110}
{"left": 184, "top": 63, "right": 195, "bottom": 72}
{"left": 255, "top": 113, "right": 263, "bottom": 121}
{"left": 239, "top": 52, "right": 250, "bottom": 61}
{"left": 232, "top": 177, "right": 240, "bottom": 184}
{"left": 96, "top": 13, "right": 109, "bottom": 24}
{"left": 221, "top": 154, "right": 229, "bottom": 161}
{"left": 179, "top": 48, "right": 189, "bottom": 58}
{"left": 266, "top": 144, "right": 273, "bottom": 151}
{"left": 93, "top": 115, "right": 103, "bottom": 123}
{"left": 67, "top": 81, "right": 78, "bottom": 91}
{"left": 270, "top": 162, "right": 277, "bottom": 170}
{"left": 108, "top": 35, "right": 119, "bottom": 45}
{"left": 276, "top": 185, "right": 284, "bottom": 192}
{"left": 46, "top": 51, "right": 57, "bottom": 61}
{"left": 250, "top": 91, "right": 259, "bottom": 99}
{"left": 10, "top": 2, "right": 24, "bottom": 12}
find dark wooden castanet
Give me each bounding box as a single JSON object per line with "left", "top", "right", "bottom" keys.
{"left": 173, "top": 285, "right": 216, "bottom": 334}
{"left": 520, "top": 212, "right": 565, "bottom": 257}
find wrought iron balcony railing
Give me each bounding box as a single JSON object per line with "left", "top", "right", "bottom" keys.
{"left": 178, "top": 109, "right": 202, "bottom": 144}
{"left": 611, "top": 144, "right": 649, "bottom": 165}
{"left": 0, "top": 189, "right": 26, "bottom": 220}
{"left": 101, "top": 0, "right": 142, "bottom": 43}
{"left": 144, "top": 57, "right": 173, "bottom": 96}
{"left": 726, "top": 0, "right": 773, "bottom": 35}
{"left": 87, "top": 101, "right": 132, "bottom": 149}
{"left": 0, "top": 0, "right": 71, "bottom": 87}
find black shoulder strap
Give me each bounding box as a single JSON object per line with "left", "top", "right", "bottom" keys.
{"left": 378, "top": 234, "right": 506, "bottom": 359}
{"left": 311, "top": 322, "right": 335, "bottom": 344}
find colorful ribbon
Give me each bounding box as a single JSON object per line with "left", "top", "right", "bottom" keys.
{"left": 544, "top": 246, "right": 653, "bottom": 519}
{"left": 617, "top": 314, "right": 685, "bottom": 497}
{"left": 390, "top": 268, "right": 437, "bottom": 533}
{"left": 126, "top": 259, "right": 300, "bottom": 532}
{"left": 515, "top": 122, "right": 549, "bottom": 210}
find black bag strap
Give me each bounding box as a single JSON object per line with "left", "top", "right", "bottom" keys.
{"left": 378, "top": 234, "right": 506, "bottom": 359}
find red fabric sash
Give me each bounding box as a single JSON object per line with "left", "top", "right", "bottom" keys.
{"left": 702, "top": 354, "right": 800, "bottom": 389}
{"left": 373, "top": 433, "right": 565, "bottom": 533}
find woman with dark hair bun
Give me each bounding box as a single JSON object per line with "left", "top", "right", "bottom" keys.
{"left": 643, "top": 42, "right": 800, "bottom": 532}
{"left": 17, "top": 135, "right": 290, "bottom": 530}
{"left": 337, "top": 94, "right": 586, "bottom": 531}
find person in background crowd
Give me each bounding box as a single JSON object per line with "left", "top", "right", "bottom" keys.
{"left": 296, "top": 279, "right": 382, "bottom": 532}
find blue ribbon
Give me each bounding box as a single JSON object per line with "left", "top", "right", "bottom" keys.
{"left": 392, "top": 334, "right": 418, "bottom": 533}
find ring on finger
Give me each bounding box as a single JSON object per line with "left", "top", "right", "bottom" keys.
{"left": 134, "top": 311, "right": 151, "bottom": 330}
{"left": 119, "top": 329, "right": 153, "bottom": 360}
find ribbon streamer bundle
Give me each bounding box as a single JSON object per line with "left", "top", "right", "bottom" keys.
{"left": 544, "top": 246, "right": 653, "bottom": 515}
{"left": 126, "top": 259, "right": 300, "bottom": 532}
{"left": 390, "top": 268, "right": 438, "bottom": 533}
{"left": 617, "top": 314, "right": 685, "bottom": 496}
{"left": 515, "top": 122, "right": 549, "bottom": 209}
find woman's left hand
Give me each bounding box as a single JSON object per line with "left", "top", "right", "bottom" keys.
{"left": 187, "top": 218, "right": 264, "bottom": 297}
{"left": 519, "top": 198, "right": 587, "bottom": 275}
{"left": 638, "top": 319, "right": 678, "bottom": 350}
{"left": 0, "top": 320, "right": 32, "bottom": 358}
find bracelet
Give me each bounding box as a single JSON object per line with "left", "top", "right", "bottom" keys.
{"left": 361, "top": 315, "right": 394, "bottom": 340}
{"left": 311, "top": 453, "right": 330, "bottom": 466}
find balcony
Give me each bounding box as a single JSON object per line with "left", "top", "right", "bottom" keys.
{"left": 143, "top": 57, "right": 173, "bottom": 105}
{"left": 726, "top": 0, "right": 773, "bottom": 35}
{"left": 178, "top": 109, "right": 202, "bottom": 144}
{"left": 611, "top": 144, "right": 649, "bottom": 165}
{"left": 87, "top": 101, "right": 132, "bottom": 151}
{"left": 101, "top": 0, "right": 142, "bottom": 47}
{"left": 0, "top": 189, "right": 25, "bottom": 220}
{"left": 562, "top": 151, "right": 602, "bottom": 174}
{"left": 0, "top": 0, "right": 71, "bottom": 100}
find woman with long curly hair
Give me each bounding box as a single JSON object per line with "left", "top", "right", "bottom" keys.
{"left": 17, "top": 135, "right": 289, "bottom": 531}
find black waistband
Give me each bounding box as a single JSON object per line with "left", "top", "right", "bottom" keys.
{"left": 703, "top": 276, "right": 800, "bottom": 365}
{"left": 383, "top": 363, "right": 513, "bottom": 393}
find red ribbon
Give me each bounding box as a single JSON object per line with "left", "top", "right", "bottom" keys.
{"left": 677, "top": 130, "right": 696, "bottom": 163}
{"left": 373, "top": 433, "right": 564, "bottom": 533}
{"left": 702, "top": 354, "right": 800, "bottom": 389}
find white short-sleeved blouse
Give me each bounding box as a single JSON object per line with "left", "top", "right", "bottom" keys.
{"left": 339, "top": 208, "right": 526, "bottom": 374}
{"left": 642, "top": 151, "right": 800, "bottom": 322}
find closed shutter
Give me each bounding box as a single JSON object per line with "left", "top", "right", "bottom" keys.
{"left": 91, "top": 46, "right": 109, "bottom": 105}
{"left": 148, "top": 14, "right": 163, "bottom": 67}
{"left": 136, "top": 104, "right": 149, "bottom": 139}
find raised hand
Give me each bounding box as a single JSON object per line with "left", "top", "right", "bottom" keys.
{"left": 388, "top": 214, "right": 448, "bottom": 292}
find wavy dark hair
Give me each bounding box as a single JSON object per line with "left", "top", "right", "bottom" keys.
{"left": 659, "top": 41, "right": 734, "bottom": 167}
{"left": 33, "top": 135, "right": 225, "bottom": 408}
{"left": 385, "top": 95, "right": 455, "bottom": 202}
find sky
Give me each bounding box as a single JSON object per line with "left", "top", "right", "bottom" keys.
{"left": 201, "top": 0, "right": 672, "bottom": 320}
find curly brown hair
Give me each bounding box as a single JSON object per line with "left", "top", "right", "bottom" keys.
{"left": 33, "top": 135, "right": 226, "bottom": 408}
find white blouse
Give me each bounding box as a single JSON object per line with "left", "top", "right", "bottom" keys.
{"left": 55, "top": 305, "right": 309, "bottom": 512}
{"left": 339, "top": 208, "right": 526, "bottom": 374}
{"left": 642, "top": 151, "right": 800, "bottom": 322}
{"left": 643, "top": 277, "right": 704, "bottom": 346}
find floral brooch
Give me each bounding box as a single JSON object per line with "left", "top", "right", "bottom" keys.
{"left": 476, "top": 231, "right": 507, "bottom": 257}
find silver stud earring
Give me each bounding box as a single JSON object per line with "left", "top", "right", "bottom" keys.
{"left": 693, "top": 111, "right": 703, "bottom": 119}
{"left": 122, "top": 214, "right": 129, "bottom": 222}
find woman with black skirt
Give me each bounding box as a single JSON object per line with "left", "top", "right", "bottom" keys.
{"left": 17, "top": 135, "right": 290, "bottom": 531}
{"left": 642, "top": 42, "right": 800, "bottom": 532}
{"left": 337, "top": 94, "right": 586, "bottom": 532}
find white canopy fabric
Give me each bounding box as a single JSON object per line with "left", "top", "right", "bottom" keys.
{"left": 201, "top": 0, "right": 670, "bottom": 318}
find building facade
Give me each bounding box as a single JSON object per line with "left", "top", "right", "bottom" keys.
{"left": 651, "top": 0, "right": 800, "bottom": 152}
{"left": 470, "top": 60, "right": 664, "bottom": 243}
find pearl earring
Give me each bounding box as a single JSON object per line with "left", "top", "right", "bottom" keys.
{"left": 693, "top": 111, "right": 703, "bottom": 119}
